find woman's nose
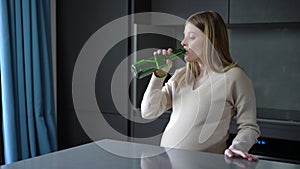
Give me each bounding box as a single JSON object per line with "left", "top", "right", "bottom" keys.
{"left": 181, "top": 39, "right": 187, "bottom": 47}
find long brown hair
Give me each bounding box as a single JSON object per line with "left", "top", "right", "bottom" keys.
{"left": 173, "top": 11, "right": 236, "bottom": 86}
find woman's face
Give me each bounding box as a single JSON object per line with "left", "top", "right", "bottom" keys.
{"left": 181, "top": 22, "right": 205, "bottom": 63}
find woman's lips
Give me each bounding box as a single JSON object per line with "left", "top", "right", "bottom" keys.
{"left": 184, "top": 50, "right": 188, "bottom": 56}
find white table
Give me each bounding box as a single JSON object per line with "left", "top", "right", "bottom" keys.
{"left": 1, "top": 139, "right": 300, "bottom": 169}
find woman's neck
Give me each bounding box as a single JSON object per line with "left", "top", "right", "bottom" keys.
{"left": 193, "top": 63, "right": 209, "bottom": 89}
{"left": 197, "top": 62, "right": 208, "bottom": 78}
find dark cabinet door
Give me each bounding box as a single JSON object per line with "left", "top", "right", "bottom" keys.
{"left": 151, "top": 0, "right": 228, "bottom": 23}
{"left": 230, "top": 0, "right": 300, "bottom": 23}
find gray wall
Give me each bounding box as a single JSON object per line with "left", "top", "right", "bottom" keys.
{"left": 229, "top": 26, "right": 300, "bottom": 112}
{"left": 228, "top": 0, "right": 300, "bottom": 115}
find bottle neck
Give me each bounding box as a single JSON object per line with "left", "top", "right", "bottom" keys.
{"left": 167, "top": 47, "right": 186, "bottom": 60}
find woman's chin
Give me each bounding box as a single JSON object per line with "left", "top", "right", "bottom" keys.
{"left": 184, "top": 56, "right": 197, "bottom": 63}
{"left": 184, "top": 56, "right": 191, "bottom": 62}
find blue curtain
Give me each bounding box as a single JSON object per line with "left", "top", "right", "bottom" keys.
{"left": 0, "top": 0, "right": 57, "bottom": 164}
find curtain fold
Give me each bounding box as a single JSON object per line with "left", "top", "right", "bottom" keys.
{"left": 0, "top": 0, "right": 57, "bottom": 164}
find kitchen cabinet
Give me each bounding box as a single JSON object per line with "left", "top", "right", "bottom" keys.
{"left": 230, "top": 0, "right": 300, "bottom": 24}
{"left": 57, "top": 0, "right": 129, "bottom": 149}
{"left": 151, "top": 0, "right": 228, "bottom": 23}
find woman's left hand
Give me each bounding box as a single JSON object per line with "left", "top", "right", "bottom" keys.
{"left": 224, "top": 149, "right": 258, "bottom": 161}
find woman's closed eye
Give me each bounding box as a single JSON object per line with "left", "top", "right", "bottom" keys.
{"left": 183, "top": 32, "right": 196, "bottom": 40}
{"left": 188, "top": 35, "right": 196, "bottom": 40}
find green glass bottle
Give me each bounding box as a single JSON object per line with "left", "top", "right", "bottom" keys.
{"left": 131, "top": 47, "right": 186, "bottom": 79}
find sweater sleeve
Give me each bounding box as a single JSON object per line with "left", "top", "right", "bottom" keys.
{"left": 229, "top": 69, "right": 261, "bottom": 152}
{"left": 141, "top": 73, "right": 173, "bottom": 119}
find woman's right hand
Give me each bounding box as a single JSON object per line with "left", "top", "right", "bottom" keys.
{"left": 153, "top": 48, "right": 173, "bottom": 74}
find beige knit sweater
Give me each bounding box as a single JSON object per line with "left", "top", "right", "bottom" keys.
{"left": 141, "top": 67, "right": 260, "bottom": 154}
